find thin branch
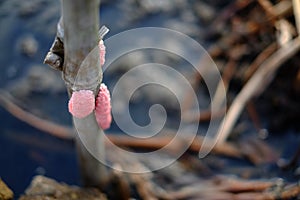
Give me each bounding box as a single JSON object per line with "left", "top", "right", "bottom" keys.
{"left": 258, "top": 0, "right": 277, "bottom": 18}
{"left": 243, "top": 42, "right": 277, "bottom": 81}
{"left": 211, "top": 58, "right": 236, "bottom": 109}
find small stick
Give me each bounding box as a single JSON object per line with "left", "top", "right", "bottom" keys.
{"left": 273, "top": 0, "right": 293, "bottom": 19}
{"left": 258, "top": 0, "right": 277, "bottom": 18}
{"left": 293, "top": 0, "right": 300, "bottom": 34}
{"left": 211, "top": 58, "right": 236, "bottom": 109}
{"left": 258, "top": 0, "right": 293, "bottom": 28}
{"left": 243, "top": 42, "right": 277, "bottom": 81}
{"left": 243, "top": 43, "right": 277, "bottom": 132}
{"left": 246, "top": 101, "right": 262, "bottom": 132}
{"left": 182, "top": 108, "right": 226, "bottom": 123}
{"left": 218, "top": 177, "right": 273, "bottom": 193}
{"left": 168, "top": 177, "right": 274, "bottom": 200}
{"left": 108, "top": 133, "right": 242, "bottom": 158}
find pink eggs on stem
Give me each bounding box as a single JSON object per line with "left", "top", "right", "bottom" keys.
{"left": 68, "top": 38, "right": 110, "bottom": 127}
{"left": 68, "top": 90, "right": 95, "bottom": 118}
{"left": 95, "top": 83, "right": 112, "bottom": 130}
{"left": 99, "top": 40, "right": 106, "bottom": 66}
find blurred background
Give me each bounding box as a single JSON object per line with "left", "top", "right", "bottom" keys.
{"left": 0, "top": 0, "right": 299, "bottom": 198}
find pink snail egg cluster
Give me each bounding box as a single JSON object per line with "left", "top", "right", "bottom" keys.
{"left": 68, "top": 90, "right": 95, "bottom": 119}
{"left": 95, "top": 83, "right": 112, "bottom": 130}
{"left": 99, "top": 40, "right": 106, "bottom": 66}
{"left": 68, "top": 84, "right": 112, "bottom": 130}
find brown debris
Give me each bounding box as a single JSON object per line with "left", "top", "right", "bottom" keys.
{"left": 0, "top": 179, "right": 13, "bottom": 200}
{"left": 18, "top": 176, "right": 106, "bottom": 200}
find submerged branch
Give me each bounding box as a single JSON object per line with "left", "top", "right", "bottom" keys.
{"left": 0, "top": 90, "right": 242, "bottom": 159}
